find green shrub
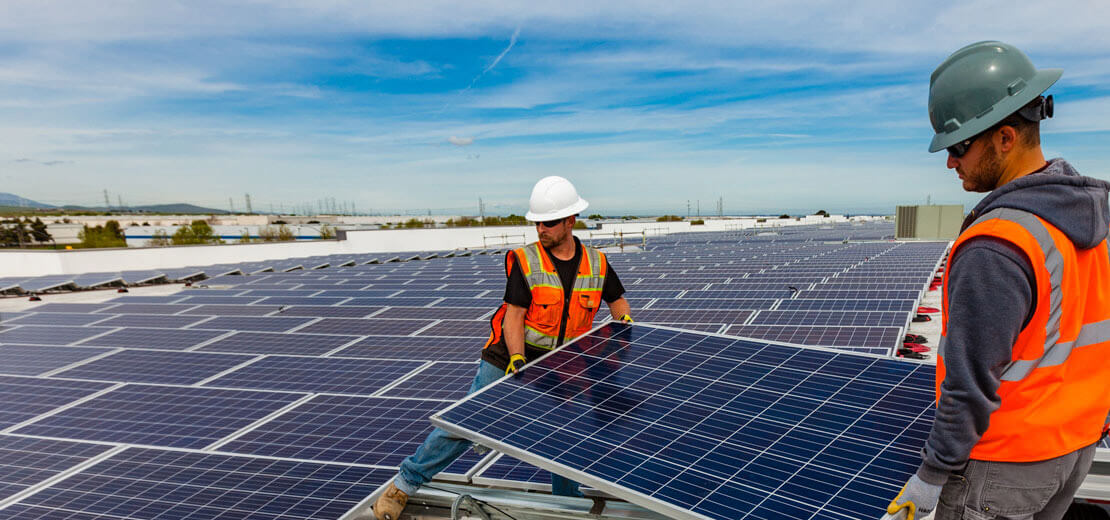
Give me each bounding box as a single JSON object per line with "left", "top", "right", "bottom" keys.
{"left": 258, "top": 225, "right": 295, "bottom": 242}
{"left": 689, "top": 219, "right": 705, "bottom": 225}
{"left": 171, "top": 220, "right": 222, "bottom": 245}
{"left": 147, "top": 230, "right": 171, "bottom": 247}
{"left": 78, "top": 220, "right": 127, "bottom": 248}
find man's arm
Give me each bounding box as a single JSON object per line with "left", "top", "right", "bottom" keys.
{"left": 608, "top": 297, "right": 631, "bottom": 321}
{"left": 917, "top": 240, "right": 1033, "bottom": 482}
{"left": 503, "top": 303, "right": 527, "bottom": 360}
{"left": 884, "top": 238, "right": 1034, "bottom": 518}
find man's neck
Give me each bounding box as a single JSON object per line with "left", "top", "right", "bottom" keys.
{"left": 547, "top": 236, "right": 577, "bottom": 261}
{"left": 996, "top": 146, "right": 1047, "bottom": 188}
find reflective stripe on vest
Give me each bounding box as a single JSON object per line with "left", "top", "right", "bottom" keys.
{"left": 939, "top": 206, "right": 1110, "bottom": 462}
{"left": 519, "top": 242, "right": 605, "bottom": 350}
{"left": 966, "top": 208, "right": 1106, "bottom": 381}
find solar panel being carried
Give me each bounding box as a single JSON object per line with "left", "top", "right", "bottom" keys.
{"left": 433, "top": 322, "right": 935, "bottom": 520}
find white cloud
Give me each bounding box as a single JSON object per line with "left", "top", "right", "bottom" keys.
{"left": 448, "top": 136, "right": 475, "bottom": 146}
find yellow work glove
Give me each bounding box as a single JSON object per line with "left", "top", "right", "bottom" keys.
{"left": 882, "top": 475, "right": 942, "bottom": 520}
{"left": 620, "top": 314, "right": 634, "bottom": 323}
{"left": 505, "top": 354, "right": 527, "bottom": 376}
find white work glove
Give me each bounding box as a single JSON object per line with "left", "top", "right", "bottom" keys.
{"left": 881, "top": 474, "right": 942, "bottom": 520}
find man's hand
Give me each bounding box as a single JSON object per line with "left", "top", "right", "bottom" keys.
{"left": 620, "top": 314, "right": 634, "bottom": 323}
{"left": 505, "top": 354, "right": 527, "bottom": 376}
{"left": 882, "top": 475, "right": 942, "bottom": 520}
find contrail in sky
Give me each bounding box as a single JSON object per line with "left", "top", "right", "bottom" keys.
{"left": 461, "top": 26, "right": 521, "bottom": 93}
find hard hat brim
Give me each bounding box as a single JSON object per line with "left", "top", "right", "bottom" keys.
{"left": 525, "top": 197, "right": 589, "bottom": 222}
{"left": 928, "top": 68, "right": 1062, "bottom": 153}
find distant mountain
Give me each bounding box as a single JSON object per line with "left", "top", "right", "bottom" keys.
{"left": 0, "top": 193, "right": 54, "bottom": 208}
{"left": 61, "top": 203, "right": 229, "bottom": 214}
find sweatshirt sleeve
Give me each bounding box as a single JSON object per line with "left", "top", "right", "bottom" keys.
{"left": 916, "top": 237, "right": 1035, "bottom": 485}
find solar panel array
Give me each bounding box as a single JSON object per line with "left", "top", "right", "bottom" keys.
{"left": 434, "top": 322, "right": 937, "bottom": 520}
{"left": 0, "top": 221, "right": 957, "bottom": 518}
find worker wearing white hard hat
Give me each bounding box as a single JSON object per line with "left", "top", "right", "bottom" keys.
{"left": 371, "top": 177, "right": 632, "bottom": 520}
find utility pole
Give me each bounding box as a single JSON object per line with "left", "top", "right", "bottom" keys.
{"left": 245, "top": 193, "right": 253, "bottom": 215}
{"left": 686, "top": 200, "right": 690, "bottom": 218}
{"left": 229, "top": 197, "right": 235, "bottom": 213}
{"left": 479, "top": 197, "right": 485, "bottom": 226}
{"left": 697, "top": 200, "right": 700, "bottom": 217}
{"left": 103, "top": 189, "right": 111, "bottom": 210}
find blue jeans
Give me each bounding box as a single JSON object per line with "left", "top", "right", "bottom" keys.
{"left": 394, "top": 360, "right": 583, "bottom": 498}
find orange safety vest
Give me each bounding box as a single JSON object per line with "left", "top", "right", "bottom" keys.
{"left": 485, "top": 241, "right": 607, "bottom": 351}
{"left": 938, "top": 207, "right": 1110, "bottom": 462}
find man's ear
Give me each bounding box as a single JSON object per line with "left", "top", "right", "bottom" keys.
{"left": 997, "top": 125, "right": 1018, "bottom": 153}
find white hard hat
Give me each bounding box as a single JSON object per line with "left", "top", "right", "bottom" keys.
{"left": 525, "top": 176, "right": 589, "bottom": 222}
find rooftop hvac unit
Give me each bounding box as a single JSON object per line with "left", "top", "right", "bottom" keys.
{"left": 896, "top": 205, "right": 963, "bottom": 240}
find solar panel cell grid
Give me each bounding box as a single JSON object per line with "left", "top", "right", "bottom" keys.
{"left": 205, "top": 356, "right": 426, "bottom": 395}
{"left": 380, "top": 362, "right": 479, "bottom": 400}
{"left": 271, "top": 305, "right": 382, "bottom": 318}
{"left": 92, "top": 303, "right": 197, "bottom": 315}
{"left": 750, "top": 310, "right": 907, "bottom": 328}
{"left": 198, "top": 331, "right": 359, "bottom": 356}
{"left": 79, "top": 327, "right": 227, "bottom": 350}
{"left": 473, "top": 454, "right": 554, "bottom": 489}
{"left": 341, "top": 297, "right": 440, "bottom": 307}
{"left": 335, "top": 336, "right": 479, "bottom": 362}
{"left": 0, "top": 313, "right": 112, "bottom": 326}
{"left": 433, "top": 323, "right": 935, "bottom": 520}
{"left": 726, "top": 325, "right": 899, "bottom": 354}
{"left": 54, "top": 350, "right": 256, "bottom": 385}
{"left": 375, "top": 307, "right": 491, "bottom": 320}
{"left": 415, "top": 320, "right": 490, "bottom": 338}
{"left": 634, "top": 309, "right": 752, "bottom": 325}
{"left": 647, "top": 299, "right": 779, "bottom": 311}
{"left": 90, "top": 314, "right": 212, "bottom": 329}
{"left": 257, "top": 296, "right": 347, "bottom": 306}
{"left": 0, "top": 448, "right": 393, "bottom": 520}
{"left": 0, "top": 375, "right": 114, "bottom": 430}
{"left": 175, "top": 296, "right": 267, "bottom": 305}
{"left": 296, "top": 317, "right": 433, "bottom": 336}
{"left": 182, "top": 304, "right": 283, "bottom": 316}
{"left": 190, "top": 315, "right": 315, "bottom": 332}
{"left": 0, "top": 345, "right": 113, "bottom": 376}
{"left": 775, "top": 299, "right": 915, "bottom": 313}
{"left": 0, "top": 326, "right": 114, "bottom": 346}
{"left": 0, "top": 435, "right": 115, "bottom": 502}
{"left": 14, "top": 384, "right": 304, "bottom": 449}
{"left": 221, "top": 395, "right": 485, "bottom": 470}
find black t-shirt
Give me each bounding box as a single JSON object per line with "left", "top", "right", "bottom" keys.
{"left": 482, "top": 239, "right": 625, "bottom": 370}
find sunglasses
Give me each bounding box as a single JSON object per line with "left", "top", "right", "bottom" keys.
{"left": 947, "top": 131, "right": 987, "bottom": 158}
{"left": 536, "top": 218, "right": 564, "bottom": 228}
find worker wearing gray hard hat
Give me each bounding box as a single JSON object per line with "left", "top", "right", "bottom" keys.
{"left": 369, "top": 176, "right": 633, "bottom": 520}
{"left": 883, "top": 42, "right": 1110, "bottom": 520}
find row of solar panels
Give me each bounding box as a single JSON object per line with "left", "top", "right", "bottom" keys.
{"left": 0, "top": 222, "right": 948, "bottom": 519}
{"left": 0, "top": 221, "right": 900, "bottom": 296}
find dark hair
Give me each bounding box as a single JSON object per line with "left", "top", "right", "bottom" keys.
{"left": 989, "top": 98, "right": 1042, "bottom": 147}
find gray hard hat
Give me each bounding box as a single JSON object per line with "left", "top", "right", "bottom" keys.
{"left": 928, "top": 41, "right": 1062, "bottom": 153}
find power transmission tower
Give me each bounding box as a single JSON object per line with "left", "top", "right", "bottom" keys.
{"left": 686, "top": 200, "right": 690, "bottom": 217}
{"left": 479, "top": 197, "right": 485, "bottom": 226}
{"left": 117, "top": 195, "right": 124, "bottom": 210}
{"left": 697, "top": 200, "right": 700, "bottom": 217}
{"left": 229, "top": 198, "right": 235, "bottom": 212}
{"left": 245, "top": 193, "right": 253, "bottom": 215}
{"left": 103, "top": 189, "right": 111, "bottom": 209}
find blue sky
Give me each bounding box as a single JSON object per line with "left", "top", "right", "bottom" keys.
{"left": 3, "top": 1, "right": 1109, "bottom": 215}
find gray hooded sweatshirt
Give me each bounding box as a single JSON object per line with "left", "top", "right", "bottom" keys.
{"left": 918, "top": 158, "right": 1110, "bottom": 485}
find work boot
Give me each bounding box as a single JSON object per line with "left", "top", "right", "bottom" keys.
{"left": 372, "top": 481, "right": 409, "bottom": 520}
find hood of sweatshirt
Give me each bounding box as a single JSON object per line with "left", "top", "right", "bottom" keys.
{"left": 963, "top": 158, "right": 1110, "bottom": 249}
